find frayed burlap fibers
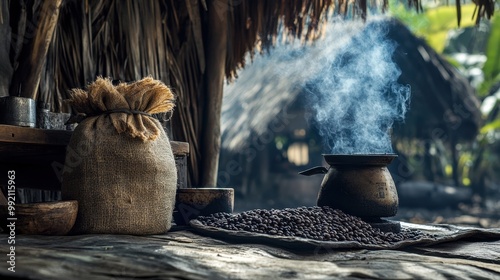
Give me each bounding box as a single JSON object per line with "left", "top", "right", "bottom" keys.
{"left": 62, "top": 77, "right": 177, "bottom": 235}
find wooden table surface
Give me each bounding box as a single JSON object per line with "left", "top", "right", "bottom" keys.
{"left": 1, "top": 225, "right": 499, "bottom": 279}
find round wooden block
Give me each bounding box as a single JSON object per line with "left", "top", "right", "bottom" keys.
{"left": 170, "top": 141, "right": 189, "bottom": 156}
{"left": 173, "top": 188, "right": 234, "bottom": 226}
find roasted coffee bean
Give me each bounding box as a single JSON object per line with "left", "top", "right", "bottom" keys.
{"left": 197, "top": 206, "right": 432, "bottom": 245}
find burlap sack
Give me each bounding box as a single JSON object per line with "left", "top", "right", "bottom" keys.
{"left": 62, "top": 77, "right": 177, "bottom": 235}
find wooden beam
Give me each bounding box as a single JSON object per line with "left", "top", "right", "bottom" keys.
{"left": 200, "top": 0, "right": 228, "bottom": 187}
{"left": 9, "top": 0, "right": 62, "bottom": 99}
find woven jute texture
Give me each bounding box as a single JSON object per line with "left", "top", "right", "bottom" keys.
{"left": 62, "top": 77, "right": 177, "bottom": 235}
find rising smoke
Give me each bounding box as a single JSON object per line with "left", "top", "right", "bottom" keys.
{"left": 304, "top": 19, "right": 411, "bottom": 154}
{"left": 224, "top": 17, "right": 411, "bottom": 155}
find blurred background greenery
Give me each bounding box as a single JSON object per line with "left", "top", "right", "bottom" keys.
{"left": 390, "top": 0, "right": 500, "bottom": 200}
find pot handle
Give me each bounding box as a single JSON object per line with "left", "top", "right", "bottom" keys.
{"left": 298, "top": 166, "right": 328, "bottom": 176}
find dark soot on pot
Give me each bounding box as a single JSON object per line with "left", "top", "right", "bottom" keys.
{"left": 197, "top": 206, "right": 433, "bottom": 245}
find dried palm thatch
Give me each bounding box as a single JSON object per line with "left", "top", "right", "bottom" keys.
{"left": 0, "top": 0, "right": 496, "bottom": 187}
{"left": 224, "top": 0, "right": 385, "bottom": 81}
{"left": 3, "top": 0, "right": 205, "bottom": 183}
{"left": 43, "top": 0, "right": 172, "bottom": 113}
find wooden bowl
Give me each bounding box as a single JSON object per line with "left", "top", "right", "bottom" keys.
{"left": 173, "top": 188, "right": 234, "bottom": 226}
{"left": 0, "top": 200, "right": 78, "bottom": 235}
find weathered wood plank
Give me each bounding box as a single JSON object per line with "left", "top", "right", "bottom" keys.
{"left": 410, "top": 240, "right": 500, "bottom": 264}
{"left": 0, "top": 124, "right": 71, "bottom": 146}
{"left": 1, "top": 229, "right": 500, "bottom": 279}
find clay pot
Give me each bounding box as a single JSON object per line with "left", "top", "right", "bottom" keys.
{"left": 299, "top": 154, "right": 398, "bottom": 218}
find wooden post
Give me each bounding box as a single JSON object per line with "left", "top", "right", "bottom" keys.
{"left": 200, "top": 0, "right": 228, "bottom": 187}
{"left": 9, "top": 0, "right": 62, "bottom": 100}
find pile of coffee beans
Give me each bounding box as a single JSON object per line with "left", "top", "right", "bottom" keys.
{"left": 197, "top": 206, "right": 433, "bottom": 245}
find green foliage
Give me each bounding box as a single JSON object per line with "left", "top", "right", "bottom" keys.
{"left": 388, "top": 0, "right": 429, "bottom": 35}
{"left": 390, "top": 1, "right": 500, "bottom": 191}
{"left": 479, "top": 16, "right": 500, "bottom": 96}
{"left": 458, "top": 151, "right": 473, "bottom": 186}
{"left": 274, "top": 136, "right": 289, "bottom": 150}
{"left": 424, "top": 5, "right": 477, "bottom": 53}
{"left": 389, "top": 2, "right": 477, "bottom": 53}
{"left": 480, "top": 119, "right": 500, "bottom": 134}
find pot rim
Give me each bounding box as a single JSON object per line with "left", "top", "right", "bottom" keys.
{"left": 322, "top": 154, "right": 397, "bottom": 166}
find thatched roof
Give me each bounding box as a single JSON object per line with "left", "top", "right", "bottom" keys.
{"left": 221, "top": 39, "right": 327, "bottom": 151}
{"left": 387, "top": 19, "right": 483, "bottom": 141}
{"left": 0, "top": 0, "right": 385, "bottom": 187}
{"left": 1, "top": 0, "right": 363, "bottom": 106}
{"left": 0, "top": 0, "right": 493, "bottom": 187}
{"left": 221, "top": 18, "right": 482, "bottom": 151}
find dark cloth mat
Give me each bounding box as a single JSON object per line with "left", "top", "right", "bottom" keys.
{"left": 189, "top": 220, "right": 500, "bottom": 250}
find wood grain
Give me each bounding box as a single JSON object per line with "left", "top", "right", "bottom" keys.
{"left": 200, "top": 0, "right": 228, "bottom": 187}
{"left": 0, "top": 124, "right": 71, "bottom": 146}
{"left": 1, "top": 227, "right": 500, "bottom": 279}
